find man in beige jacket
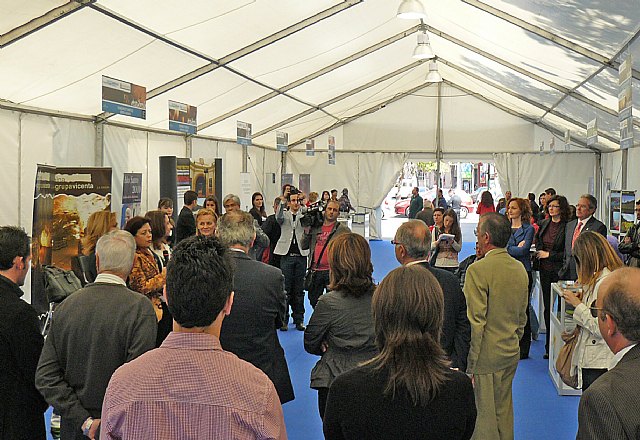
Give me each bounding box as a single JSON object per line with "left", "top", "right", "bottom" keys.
{"left": 464, "top": 213, "right": 528, "bottom": 440}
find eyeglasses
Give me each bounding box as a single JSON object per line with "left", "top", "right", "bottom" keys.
{"left": 391, "top": 240, "right": 403, "bottom": 246}
{"left": 548, "top": 204, "right": 560, "bottom": 209}
{"left": 589, "top": 306, "right": 606, "bottom": 319}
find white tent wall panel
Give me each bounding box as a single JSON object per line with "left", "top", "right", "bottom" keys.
{"left": 493, "top": 152, "right": 596, "bottom": 204}
{"left": 0, "top": 110, "right": 20, "bottom": 226}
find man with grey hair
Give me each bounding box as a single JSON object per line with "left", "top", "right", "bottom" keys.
{"left": 393, "top": 220, "right": 470, "bottom": 369}
{"left": 560, "top": 193, "right": 607, "bottom": 280}
{"left": 36, "top": 230, "right": 157, "bottom": 440}
{"left": 217, "top": 211, "right": 294, "bottom": 403}
{"left": 222, "top": 193, "right": 269, "bottom": 258}
{"left": 464, "top": 213, "right": 528, "bottom": 440}
{"left": 577, "top": 267, "right": 640, "bottom": 439}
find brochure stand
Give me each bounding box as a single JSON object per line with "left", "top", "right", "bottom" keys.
{"left": 548, "top": 283, "right": 582, "bottom": 396}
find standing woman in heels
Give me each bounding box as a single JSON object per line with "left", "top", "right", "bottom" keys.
{"left": 534, "top": 195, "right": 569, "bottom": 359}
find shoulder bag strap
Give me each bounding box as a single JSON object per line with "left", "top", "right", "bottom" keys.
{"left": 311, "top": 223, "right": 340, "bottom": 270}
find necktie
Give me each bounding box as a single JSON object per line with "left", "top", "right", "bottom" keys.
{"left": 571, "top": 221, "right": 583, "bottom": 248}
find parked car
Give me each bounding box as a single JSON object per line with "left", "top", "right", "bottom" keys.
{"left": 394, "top": 188, "right": 474, "bottom": 219}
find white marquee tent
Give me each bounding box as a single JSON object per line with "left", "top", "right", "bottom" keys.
{"left": 1, "top": 0, "right": 640, "bottom": 246}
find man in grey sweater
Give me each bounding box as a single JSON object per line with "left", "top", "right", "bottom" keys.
{"left": 36, "top": 230, "right": 157, "bottom": 440}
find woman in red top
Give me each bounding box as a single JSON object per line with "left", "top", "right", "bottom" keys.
{"left": 476, "top": 191, "right": 496, "bottom": 215}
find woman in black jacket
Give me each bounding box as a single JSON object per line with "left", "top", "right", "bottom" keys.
{"left": 534, "top": 195, "right": 569, "bottom": 358}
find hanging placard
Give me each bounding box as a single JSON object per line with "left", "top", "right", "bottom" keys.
{"left": 619, "top": 53, "right": 634, "bottom": 149}
{"left": 237, "top": 121, "right": 252, "bottom": 146}
{"left": 328, "top": 135, "right": 336, "bottom": 165}
{"left": 306, "top": 139, "right": 315, "bottom": 156}
{"left": 101, "top": 76, "right": 146, "bottom": 119}
{"left": 276, "top": 131, "right": 288, "bottom": 152}
{"left": 169, "top": 101, "right": 197, "bottom": 135}
{"left": 586, "top": 118, "right": 598, "bottom": 146}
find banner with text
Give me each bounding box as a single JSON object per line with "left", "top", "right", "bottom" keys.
{"left": 121, "top": 172, "right": 143, "bottom": 226}
{"left": 169, "top": 100, "right": 197, "bottom": 135}
{"left": 101, "top": 76, "right": 146, "bottom": 119}
{"left": 237, "top": 121, "right": 252, "bottom": 146}
{"left": 328, "top": 135, "right": 336, "bottom": 165}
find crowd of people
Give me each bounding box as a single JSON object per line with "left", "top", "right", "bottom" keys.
{"left": 1, "top": 182, "right": 640, "bottom": 440}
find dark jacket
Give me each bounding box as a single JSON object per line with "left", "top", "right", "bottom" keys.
{"left": 324, "top": 364, "right": 476, "bottom": 440}
{"left": 417, "top": 262, "right": 471, "bottom": 370}
{"left": 175, "top": 206, "right": 196, "bottom": 244}
{"left": 577, "top": 344, "right": 640, "bottom": 440}
{"left": 416, "top": 207, "right": 434, "bottom": 226}
{"left": 261, "top": 214, "right": 281, "bottom": 266}
{"left": 619, "top": 222, "right": 640, "bottom": 267}
{"left": 560, "top": 217, "right": 607, "bottom": 280}
{"left": 0, "top": 275, "right": 47, "bottom": 440}
{"left": 304, "top": 289, "right": 378, "bottom": 389}
{"left": 36, "top": 282, "right": 157, "bottom": 440}
{"left": 534, "top": 218, "right": 566, "bottom": 273}
{"left": 507, "top": 223, "right": 535, "bottom": 272}
{"left": 219, "top": 251, "right": 294, "bottom": 403}
{"left": 408, "top": 194, "right": 423, "bottom": 219}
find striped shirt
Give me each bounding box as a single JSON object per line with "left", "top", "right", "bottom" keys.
{"left": 100, "top": 332, "right": 287, "bottom": 439}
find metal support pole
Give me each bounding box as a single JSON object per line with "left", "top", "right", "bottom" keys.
{"left": 621, "top": 148, "right": 628, "bottom": 189}
{"left": 242, "top": 145, "right": 248, "bottom": 173}
{"left": 595, "top": 153, "right": 603, "bottom": 218}
{"left": 94, "top": 122, "right": 104, "bottom": 167}
{"left": 435, "top": 82, "right": 442, "bottom": 191}
{"left": 281, "top": 151, "right": 287, "bottom": 176}
{"left": 186, "top": 136, "right": 193, "bottom": 159}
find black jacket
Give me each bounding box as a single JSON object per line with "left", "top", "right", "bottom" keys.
{"left": 219, "top": 251, "right": 294, "bottom": 403}
{"left": 175, "top": 206, "right": 196, "bottom": 244}
{"left": 534, "top": 219, "right": 566, "bottom": 273}
{"left": 560, "top": 217, "right": 607, "bottom": 280}
{"left": 0, "top": 275, "right": 47, "bottom": 440}
{"left": 417, "top": 262, "right": 471, "bottom": 370}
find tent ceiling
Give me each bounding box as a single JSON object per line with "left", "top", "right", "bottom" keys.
{"left": 1, "top": 0, "right": 639, "bottom": 152}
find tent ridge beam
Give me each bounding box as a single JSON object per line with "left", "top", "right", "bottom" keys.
{"left": 439, "top": 58, "right": 619, "bottom": 145}
{"left": 0, "top": 0, "right": 91, "bottom": 48}
{"left": 252, "top": 59, "right": 426, "bottom": 139}
{"left": 198, "top": 24, "right": 419, "bottom": 131}
{"left": 287, "top": 82, "right": 434, "bottom": 149}
{"left": 462, "top": 0, "right": 640, "bottom": 80}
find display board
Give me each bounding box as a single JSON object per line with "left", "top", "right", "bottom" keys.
{"left": 610, "top": 190, "right": 636, "bottom": 235}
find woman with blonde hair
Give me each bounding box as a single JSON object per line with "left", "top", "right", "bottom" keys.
{"left": 323, "top": 265, "right": 476, "bottom": 439}
{"left": 79, "top": 211, "right": 117, "bottom": 283}
{"left": 562, "top": 231, "right": 623, "bottom": 390}
{"left": 304, "top": 232, "right": 377, "bottom": 419}
{"left": 196, "top": 208, "right": 217, "bottom": 237}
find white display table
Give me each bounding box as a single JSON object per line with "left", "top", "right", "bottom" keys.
{"left": 548, "top": 283, "right": 582, "bottom": 396}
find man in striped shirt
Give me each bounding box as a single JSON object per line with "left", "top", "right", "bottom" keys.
{"left": 100, "top": 236, "right": 287, "bottom": 440}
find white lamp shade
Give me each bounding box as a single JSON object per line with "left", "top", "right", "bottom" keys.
{"left": 397, "top": 0, "right": 427, "bottom": 19}
{"left": 426, "top": 61, "right": 442, "bottom": 82}
{"left": 412, "top": 33, "right": 434, "bottom": 59}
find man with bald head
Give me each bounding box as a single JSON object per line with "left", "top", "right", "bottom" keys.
{"left": 577, "top": 267, "right": 640, "bottom": 440}
{"left": 393, "top": 220, "right": 470, "bottom": 369}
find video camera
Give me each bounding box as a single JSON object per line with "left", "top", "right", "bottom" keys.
{"left": 301, "top": 200, "right": 324, "bottom": 228}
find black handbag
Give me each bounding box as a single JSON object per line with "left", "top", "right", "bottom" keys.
{"left": 42, "top": 265, "right": 82, "bottom": 303}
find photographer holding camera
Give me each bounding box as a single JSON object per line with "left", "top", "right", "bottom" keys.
{"left": 301, "top": 199, "right": 350, "bottom": 308}
{"left": 275, "top": 187, "right": 309, "bottom": 331}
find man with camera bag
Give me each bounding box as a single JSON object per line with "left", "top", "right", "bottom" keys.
{"left": 301, "top": 199, "right": 350, "bottom": 308}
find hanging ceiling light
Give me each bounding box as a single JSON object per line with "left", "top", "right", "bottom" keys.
{"left": 397, "top": 0, "right": 427, "bottom": 20}
{"left": 425, "top": 60, "right": 443, "bottom": 83}
{"left": 412, "top": 32, "right": 434, "bottom": 60}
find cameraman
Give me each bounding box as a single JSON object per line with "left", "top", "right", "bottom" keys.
{"left": 301, "top": 199, "right": 350, "bottom": 308}
{"left": 275, "top": 188, "right": 309, "bottom": 331}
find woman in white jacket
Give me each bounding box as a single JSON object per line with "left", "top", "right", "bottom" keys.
{"left": 562, "top": 231, "right": 623, "bottom": 390}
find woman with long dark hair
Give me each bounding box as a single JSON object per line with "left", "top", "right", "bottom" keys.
{"left": 323, "top": 265, "right": 476, "bottom": 439}
{"left": 432, "top": 208, "right": 462, "bottom": 272}
{"left": 249, "top": 192, "right": 267, "bottom": 226}
{"left": 476, "top": 191, "right": 496, "bottom": 216}
{"left": 304, "top": 233, "right": 377, "bottom": 419}
{"left": 534, "top": 194, "right": 569, "bottom": 358}
{"left": 506, "top": 198, "right": 535, "bottom": 358}
{"left": 561, "top": 232, "right": 622, "bottom": 390}
{"left": 204, "top": 195, "right": 220, "bottom": 217}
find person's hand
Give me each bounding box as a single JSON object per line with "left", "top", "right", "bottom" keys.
{"left": 562, "top": 289, "right": 582, "bottom": 307}
{"left": 86, "top": 419, "right": 100, "bottom": 439}
{"left": 321, "top": 341, "right": 329, "bottom": 353}
{"left": 517, "top": 240, "right": 526, "bottom": 247}
{"left": 624, "top": 236, "right": 631, "bottom": 244}
{"left": 536, "top": 250, "right": 549, "bottom": 259}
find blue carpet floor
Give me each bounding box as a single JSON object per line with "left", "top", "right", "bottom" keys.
{"left": 45, "top": 240, "right": 580, "bottom": 440}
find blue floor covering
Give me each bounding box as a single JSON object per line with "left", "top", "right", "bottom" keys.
{"left": 46, "top": 239, "right": 580, "bottom": 440}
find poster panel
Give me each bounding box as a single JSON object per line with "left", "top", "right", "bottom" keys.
{"left": 169, "top": 100, "right": 197, "bottom": 135}
{"left": 328, "top": 135, "right": 336, "bottom": 165}
{"left": 299, "top": 174, "right": 311, "bottom": 197}
{"left": 276, "top": 131, "right": 289, "bottom": 153}
{"left": 306, "top": 139, "right": 315, "bottom": 156}
{"left": 101, "top": 76, "right": 146, "bottom": 119}
{"left": 237, "top": 121, "right": 252, "bottom": 146}
{"left": 121, "top": 173, "right": 143, "bottom": 226}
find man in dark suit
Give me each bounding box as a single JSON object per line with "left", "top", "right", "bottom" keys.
{"left": 393, "top": 220, "right": 470, "bottom": 370}
{"left": 174, "top": 190, "right": 198, "bottom": 244}
{"left": 0, "top": 226, "right": 48, "bottom": 440}
{"left": 36, "top": 231, "right": 157, "bottom": 440}
{"left": 560, "top": 194, "right": 607, "bottom": 280}
{"left": 577, "top": 267, "right": 640, "bottom": 440}
{"left": 217, "top": 210, "right": 294, "bottom": 404}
